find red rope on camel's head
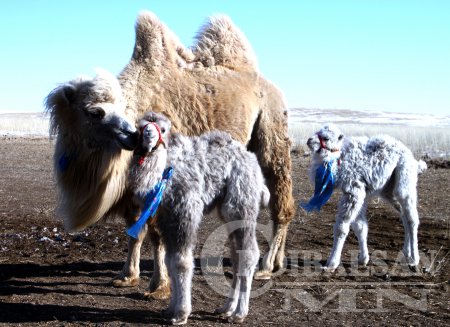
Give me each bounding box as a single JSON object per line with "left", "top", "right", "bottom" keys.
{"left": 317, "top": 133, "right": 342, "bottom": 166}
{"left": 138, "top": 122, "right": 164, "bottom": 166}
{"left": 317, "top": 134, "right": 340, "bottom": 153}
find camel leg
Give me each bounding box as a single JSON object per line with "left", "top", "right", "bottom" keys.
{"left": 215, "top": 219, "right": 259, "bottom": 323}
{"left": 144, "top": 224, "right": 171, "bottom": 300}
{"left": 229, "top": 227, "right": 259, "bottom": 323}
{"left": 392, "top": 166, "right": 420, "bottom": 266}
{"left": 112, "top": 223, "right": 148, "bottom": 287}
{"left": 254, "top": 168, "right": 294, "bottom": 280}
{"left": 397, "top": 193, "right": 420, "bottom": 266}
{"left": 350, "top": 202, "right": 369, "bottom": 266}
{"left": 164, "top": 249, "right": 194, "bottom": 325}
{"left": 325, "top": 186, "right": 366, "bottom": 271}
{"left": 250, "top": 109, "right": 295, "bottom": 280}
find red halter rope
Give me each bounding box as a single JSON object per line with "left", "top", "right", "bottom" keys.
{"left": 138, "top": 122, "right": 164, "bottom": 166}
{"left": 317, "top": 134, "right": 341, "bottom": 166}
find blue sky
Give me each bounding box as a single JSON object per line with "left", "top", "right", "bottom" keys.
{"left": 1, "top": 1, "right": 449, "bottom": 115}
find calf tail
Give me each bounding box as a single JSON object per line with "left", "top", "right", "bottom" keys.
{"left": 260, "top": 185, "right": 270, "bottom": 208}
{"left": 417, "top": 160, "right": 427, "bottom": 174}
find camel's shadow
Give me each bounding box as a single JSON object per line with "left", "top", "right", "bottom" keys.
{"left": 0, "top": 302, "right": 165, "bottom": 324}
{"left": 0, "top": 260, "right": 161, "bottom": 324}
{"left": 0, "top": 260, "right": 125, "bottom": 281}
{"left": 0, "top": 259, "right": 234, "bottom": 324}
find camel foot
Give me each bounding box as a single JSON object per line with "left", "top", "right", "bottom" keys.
{"left": 214, "top": 307, "right": 233, "bottom": 318}
{"left": 321, "top": 266, "right": 336, "bottom": 273}
{"left": 228, "top": 314, "right": 246, "bottom": 324}
{"left": 171, "top": 316, "right": 188, "bottom": 325}
{"left": 112, "top": 276, "right": 140, "bottom": 287}
{"left": 165, "top": 311, "right": 189, "bottom": 325}
{"left": 143, "top": 284, "right": 171, "bottom": 300}
{"left": 253, "top": 270, "right": 272, "bottom": 280}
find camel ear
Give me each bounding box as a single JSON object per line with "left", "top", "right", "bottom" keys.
{"left": 62, "top": 84, "right": 77, "bottom": 104}
{"left": 46, "top": 83, "right": 77, "bottom": 113}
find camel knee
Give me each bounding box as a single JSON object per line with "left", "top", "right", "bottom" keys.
{"left": 333, "top": 220, "right": 350, "bottom": 239}
{"left": 168, "top": 252, "right": 193, "bottom": 274}
{"left": 351, "top": 218, "right": 368, "bottom": 236}
{"left": 271, "top": 186, "right": 296, "bottom": 225}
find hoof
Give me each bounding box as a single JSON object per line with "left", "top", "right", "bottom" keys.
{"left": 169, "top": 313, "right": 189, "bottom": 325}
{"left": 321, "top": 266, "right": 336, "bottom": 273}
{"left": 112, "top": 276, "right": 140, "bottom": 287}
{"left": 214, "top": 308, "right": 233, "bottom": 318}
{"left": 358, "top": 257, "right": 369, "bottom": 267}
{"left": 254, "top": 270, "right": 272, "bottom": 280}
{"left": 228, "top": 314, "right": 246, "bottom": 324}
{"left": 143, "top": 285, "right": 171, "bottom": 300}
{"left": 171, "top": 317, "right": 188, "bottom": 325}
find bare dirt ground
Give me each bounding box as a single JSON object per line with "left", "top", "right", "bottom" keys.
{"left": 0, "top": 138, "right": 449, "bottom": 326}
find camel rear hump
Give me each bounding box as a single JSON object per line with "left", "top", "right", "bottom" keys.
{"left": 192, "top": 15, "right": 258, "bottom": 71}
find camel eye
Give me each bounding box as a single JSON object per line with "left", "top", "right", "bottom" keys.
{"left": 161, "top": 127, "right": 166, "bottom": 133}
{"left": 338, "top": 134, "right": 344, "bottom": 141}
{"left": 322, "top": 137, "right": 329, "bottom": 142}
{"left": 86, "top": 107, "right": 105, "bottom": 119}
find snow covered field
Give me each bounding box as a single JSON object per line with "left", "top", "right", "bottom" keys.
{"left": 1, "top": 109, "right": 449, "bottom": 157}
{"left": 0, "top": 113, "right": 49, "bottom": 137}
{"left": 289, "top": 108, "right": 450, "bottom": 127}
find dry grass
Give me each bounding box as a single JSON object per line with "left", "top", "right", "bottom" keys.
{"left": 1, "top": 112, "right": 448, "bottom": 158}
{"left": 0, "top": 113, "right": 49, "bottom": 137}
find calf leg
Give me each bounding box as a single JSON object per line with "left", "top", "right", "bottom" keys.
{"left": 394, "top": 166, "right": 421, "bottom": 266}
{"left": 216, "top": 220, "right": 259, "bottom": 323}
{"left": 350, "top": 203, "right": 369, "bottom": 266}
{"left": 165, "top": 249, "right": 194, "bottom": 325}
{"left": 398, "top": 195, "right": 420, "bottom": 266}
{"left": 325, "top": 185, "right": 366, "bottom": 271}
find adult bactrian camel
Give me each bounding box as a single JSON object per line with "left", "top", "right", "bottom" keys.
{"left": 46, "top": 11, "right": 295, "bottom": 298}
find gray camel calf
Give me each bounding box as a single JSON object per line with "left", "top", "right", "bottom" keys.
{"left": 128, "top": 111, "right": 269, "bottom": 325}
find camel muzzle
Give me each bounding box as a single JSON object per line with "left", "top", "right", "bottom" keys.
{"left": 116, "top": 128, "right": 139, "bottom": 150}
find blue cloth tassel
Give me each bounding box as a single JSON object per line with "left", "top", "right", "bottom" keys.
{"left": 127, "top": 167, "right": 174, "bottom": 239}
{"left": 300, "top": 159, "right": 338, "bottom": 212}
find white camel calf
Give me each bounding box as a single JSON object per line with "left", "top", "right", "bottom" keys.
{"left": 303, "top": 124, "right": 427, "bottom": 271}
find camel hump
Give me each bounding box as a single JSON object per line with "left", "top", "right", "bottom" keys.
{"left": 192, "top": 15, "right": 258, "bottom": 71}
{"left": 133, "top": 11, "right": 195, "bottom": 67}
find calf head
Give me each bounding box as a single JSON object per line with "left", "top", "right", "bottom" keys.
{"left": 137, "top": 112, "right": 172, "bottom": 153}
{"left": 307, "top": 124, "right": 344, "bottom": 161}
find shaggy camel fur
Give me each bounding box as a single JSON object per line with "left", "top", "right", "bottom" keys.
{"left": 45, "top": 69, "right": 139, "bottom": 222}
{"left": 129, "top": 112, "right": 269, "bottom": 324}
{"left": 305, "top": 124, "right": 427, "bottom": 271}
{"left": 46, "top": 12, "right": 294, "bottom": 298}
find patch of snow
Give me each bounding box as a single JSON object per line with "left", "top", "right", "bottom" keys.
{"left": 289, "top": 108, "right": 450, "bottom": 127}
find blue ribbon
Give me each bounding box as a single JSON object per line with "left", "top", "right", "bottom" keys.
{"left": 127, "top": 167, "right": 174, "bottom": 239}
{"left": 300, "top": 158, "right": 338, "bottom": 212}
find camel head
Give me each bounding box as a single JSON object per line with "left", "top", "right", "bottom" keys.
{"left": 45, "top": 69, "right": 138, "bottom": 151}
{"left": 137, "top": 111, "right": 172, "bottom": 153}
{"left": 307, "top": 124, "right": 344, "bottom": 160}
